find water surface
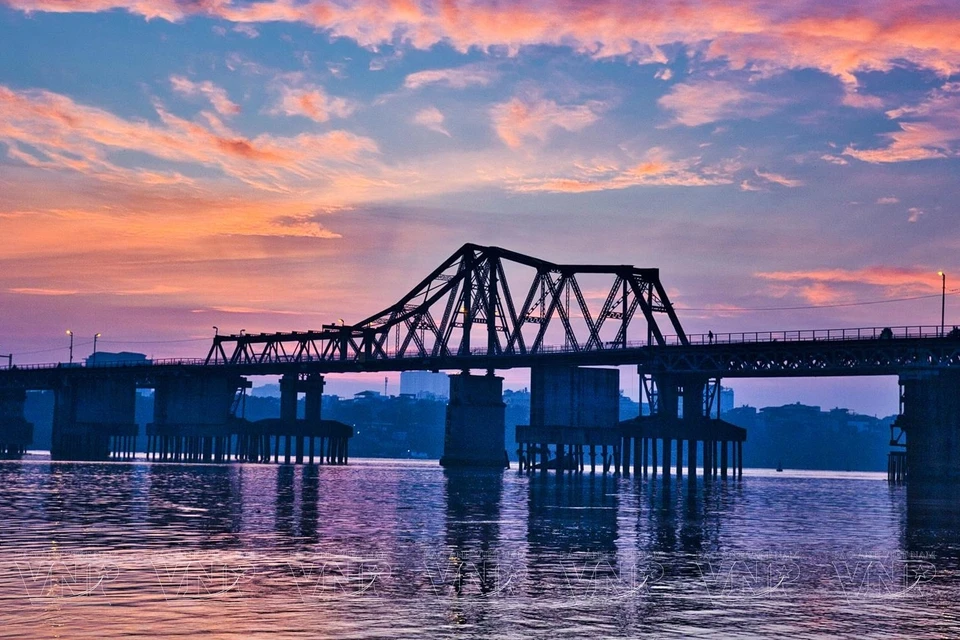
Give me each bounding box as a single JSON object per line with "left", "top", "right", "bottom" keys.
{"left": 1, "top": 459, "right": 958, "bottom": 638}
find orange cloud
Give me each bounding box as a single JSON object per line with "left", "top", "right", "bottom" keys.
{"left": 9, "top": 1, "right": 959, "bottom": 88}
{"left": 0, "top": 84, "right": 377, "bottom": 191}
{"left": 268, "top": 75, "right": 355, "bottom": 122}
{"left": 759, "top": 266, "right": 944, "bottom": 291}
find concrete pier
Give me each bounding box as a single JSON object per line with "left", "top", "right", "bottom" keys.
{"left": 0, "top": 387, "right": 32, "bottom": 458}
{"left": 899, "top": 369, "right": 960, "bottom": 482}
{"left": 515, "top": 366, "right": 619, "bottom": 473}
{"left": 52, "top": 376, "right": 137, "bottom": 461}
{"left": 147, "top": 373, "right": 244, "bottom": 463}
{"left": 440, "top": 373, "right": 508, "bottom": 468}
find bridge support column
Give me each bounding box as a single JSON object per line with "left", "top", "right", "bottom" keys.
{"left": 52, "top": 376, "right": 138, "bottom": 461}
{"left": 662, "top": 438, "right": 671, "bottom": 477}
{"left": 0, "top": 387, "right": 32, "bottom": 458}
{"left": 440, "top": 374, "right": 507, "bottom": 468}
{"left": 900, "top": 369, "right": 960, "bottom": 481}
{"left": 148, "top": 373, "right": 244, "bottom": 463}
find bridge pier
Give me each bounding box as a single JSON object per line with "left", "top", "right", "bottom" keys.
{"left": 515, "top": 366, "right": 620, "bottom": 473}
{"left": 0, "top": 387, "right": 32, "bottom": 458}
{"left": 441, "top": 373, "right": 508, "bottom": 468}
{"left": 147, "top": 373, "right": 245, "bottom": 463}
{"left": 899, "top": 369, "right": 960, "bottom": 482}
{"left": 626, "top": 373, "right": 745, "bottom": 481}
{"left": 52, "top": 376, "right": 138, "bottom": 461}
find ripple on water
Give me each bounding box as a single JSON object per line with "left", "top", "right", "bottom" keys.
{"left": 0, "top": 460, "right": 958, "bottom": 638}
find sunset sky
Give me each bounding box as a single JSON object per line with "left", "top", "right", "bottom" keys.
{"left": 2, "top": 1, "right": 959, "bottom": 414}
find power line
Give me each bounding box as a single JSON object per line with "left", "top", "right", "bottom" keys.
{"left": 676, "top": 288, "right": 960, "bottom": 312}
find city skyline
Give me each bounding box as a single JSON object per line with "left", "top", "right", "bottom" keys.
{"left": 2, "top": 1, "right": 959, "bottom": 416}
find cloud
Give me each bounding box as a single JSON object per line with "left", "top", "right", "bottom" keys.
{"left": 490, "top": 95, "right": 603, "bottom": 148}
{"left": 509, "top": 147, "right": 735, "bottom": 192}
{"left": 403, "top": 65, "right": 496, "bottom": 90}
{"left": 876, "top": 196, "right": 899, "bottom": 204}
{"left": 0, "top": 84, "right": 377, "bottom": 192}
{"left": 268, "top": 76, "right": 355, "bottom": 122}
{"left": 658, "top": 79, "right": 780, "bottom": 126}
{"left": 758, "top": 266, "right": 943, "bottom": 291}
{"left": 844, "top": 82, "right": 960, "bottom": 163}
{"left": 754, "top": 169, "right": 803, "bottom": 187}
{"left": 232, "top": 23, "right": 259, "bottom": 38}
{"left": 7, "top": 1, "right": 960, "bottom": 93}
{"left": 413, "top": 106, "right": 449, "bottom": 136}
{"left": 170, "top": 75, "right": 240, "bottom": 116}
{"left": 907, "top": 207, "right": 925, "bottom": 223}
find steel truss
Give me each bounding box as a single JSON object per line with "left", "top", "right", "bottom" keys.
{"left": 205, "top": 243, "right": 687, "bottom": 366}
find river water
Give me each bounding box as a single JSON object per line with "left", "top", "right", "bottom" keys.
{"left": 1, "top": 458, "right": 958, "bottom": 638}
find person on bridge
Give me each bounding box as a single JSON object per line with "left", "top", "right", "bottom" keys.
{"left": 708, "top": 331, "right": 714, "bottom": 344}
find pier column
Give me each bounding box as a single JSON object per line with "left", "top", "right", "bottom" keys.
{"left": 148, "top": 373, "right": 244, "bottom": 463}
{"left": 440, "top": 373, "right": 507, "bottom": 468}
{"left": 52, "top": 375, "right": 138, "bottom": 461}
{"left": 662, "top": 438, "right": 671, "bottom": 477}
{"left": 0, "top": 387, "right": 33, "bottom": 458}
{"left": 900, "top": 369, "right": 960, "bottom": 481}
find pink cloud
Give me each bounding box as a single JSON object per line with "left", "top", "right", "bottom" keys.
{"left": 170, "top": 75, "right": 240, "bottom": 116}
{"left": 658, "top": 79, "right": 780, "bottom": 126}
{"left": 844, "top": 82, "right": 960, "bottom": 163}
{"left": 0, "top": 84, "right": 377, "bottom": 191}
{"left": 490, "top": 95, "right": 602, "bottom": 148}
{"left": 10, "top": 1, "right": 958, "bottom": 90}
{"left": 754, "top": 169, "right": 803, "bottom": 187}
{"left": 509, "top": 147, "right": 735, "bottom": 192}
{"left": 759, "top": 266, "right": 944, "bottom": 291}
{"left": 403, "top": 65, "right": 496, "bottom": 90}
{"left": 269, "top": 80, "right": 355, "bottom": 122}
{"left": 413, "top": 106, "right": 449, "bottom": 136}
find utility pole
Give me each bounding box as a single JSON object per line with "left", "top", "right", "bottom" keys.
{"left": 939, "top": 271, "right": 946, "bottom": 337}
{"left": 66, "top": 329, "right": 74, "bottom": 364}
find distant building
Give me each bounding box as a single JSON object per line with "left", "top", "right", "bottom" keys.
{"left": 400, "top": 371, "right": 450, "bottom": 400}
{"left": 85, "top": 351, "right": 148, "bottom": 366}
{"left": 720, "top": 386, "right": 735, "bottom": 414}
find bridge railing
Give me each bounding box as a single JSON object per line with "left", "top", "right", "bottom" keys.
{"left": 1, "top": 326, "right": 954, "bottom": 371}
{"left": 0, "top": 357, "right": 207, "bottom": 372}
{"left": 670, "top": 325, "right": 949, "bottom": 346}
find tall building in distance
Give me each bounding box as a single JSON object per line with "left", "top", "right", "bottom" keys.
{"left": 720, "top": 386, "right": 735, "bottom": 414}
{"left": 399, "top": 371, "right": 450, "bottom": 400}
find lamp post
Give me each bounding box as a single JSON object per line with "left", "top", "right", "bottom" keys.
{"left": 93, "top": 332, "right": 101, "bottom": 360}
{"left": 939, "top": 271, "right": 946, "bottom": 337}
{"left": 66, "top": 329, "right": 74, "bottom": 364}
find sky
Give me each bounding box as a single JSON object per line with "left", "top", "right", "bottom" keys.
{"left": 2, "top": 0, "right": 959, "bottom": 416}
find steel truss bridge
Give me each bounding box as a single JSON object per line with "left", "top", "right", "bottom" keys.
{"left": 3, "top": 243, "right": 960, "bottom": 380}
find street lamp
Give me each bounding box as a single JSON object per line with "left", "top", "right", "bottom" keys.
{"left": 66, "top": 329, "right": 74, "bottom": 364}
{"left": 213, "top": 325, "right": 219, "bottom": 337}
{"left": 939, "top": 271, "right": 946, "bottom": 337}
{"left": 239, "top": 328, "right": 246, "bottom": 336}
{"left": 93, "top": 332, "right": 101, "bottom": 359}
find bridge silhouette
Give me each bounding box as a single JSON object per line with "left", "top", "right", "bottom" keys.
{"left": 1, "top": 244, "right": 958, "bottom": 481}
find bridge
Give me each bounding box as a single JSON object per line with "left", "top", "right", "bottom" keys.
{"left": 1, "top": 244, "right": 958, "bottom": 481}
